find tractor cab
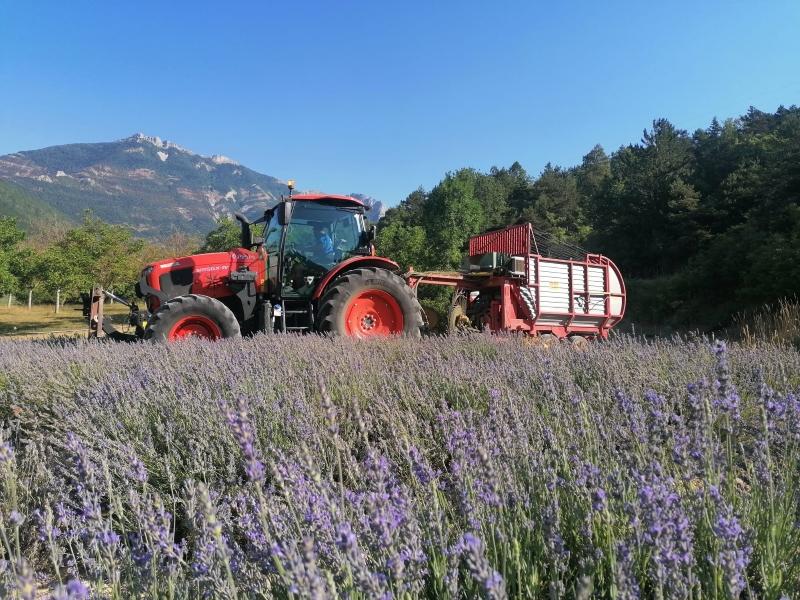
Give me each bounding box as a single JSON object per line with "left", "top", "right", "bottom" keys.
{"left": 258, "top": 194, "right": 373, "bottom": 300}
{"left": 234, "top": 187, "right": 418, "bottom": 335}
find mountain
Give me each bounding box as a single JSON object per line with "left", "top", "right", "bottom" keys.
{"left": 0, "top": 179, "right": 73, "bottom": 235}
{"left": 0, "top": 134, "right": 288, "bottom": 237}
{"left": 349, "top": 193, "right": 385, "bottom": 222}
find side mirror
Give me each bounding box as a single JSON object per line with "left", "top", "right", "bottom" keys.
{"left": 359, "top": 226, "right": 376, "bottom": 251}
{"left": 235, "top": 212, "right": 252, "bottom": 248}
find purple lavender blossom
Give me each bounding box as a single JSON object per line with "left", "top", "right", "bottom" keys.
{"left": 0, "top": 441, "right": 14, "bottom": 467}
{"left": 128, "top": 450, "right": 147, "bottom": 484}
{"left": 14, "top": 558, "right": 36, "bottom": 600}
{"left": 407, "top": 445, "right": 438, "bottom": 486}
{"left": 65, "top": 432, "right": 97, "bottom": 487}
{"left": 52, "top": 579, "right": 90, "bottom": 600}
{"left": 460, "top": 533, "right": 508, "bottom": 600}
{"left": 318, "top": 374, "right": 339, "bottom": 435}
{"left": 130, "top": 491, "right": 182, "bottom": 564}
{"left": 712, "top": 505, "right": 752, "bottom": 596}
{"left": 614, "top": 542, "right": 641, "bottom": 600}
{"left": 335, "top": 522, "right": 387, "bottom": 597}
{"left": 0, "top": 325, "right": 797, "bottom": 596}
{"left": 713, "top": 341, "right": 741, "bottom": 421}
{"left": 615, "top": 389, "right": 646, "bottom": 444}
{"left": 279, "top": 537, "right": 331, "bottom": 599}
{"left": 578, "top": 462, "right": 607, "bottom": 512}
{"left": 33, "top": 507, "right": 61, "bottom": 542}
{"left": 222, "top": 395, "right": 265, "bottom": 482}
{"left": 631, "top": 466, "right": 695, "bottom": 598}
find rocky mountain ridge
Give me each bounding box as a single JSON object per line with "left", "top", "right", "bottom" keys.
{"left": 0, "top": 134, "right": 383, "bottom": 236}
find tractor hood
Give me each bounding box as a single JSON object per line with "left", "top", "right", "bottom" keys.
{"left": 146, "top": 250, "right": 247, "bottom": 274}
{"left": 137, "top": 248, "right": 265, "bottom": 309}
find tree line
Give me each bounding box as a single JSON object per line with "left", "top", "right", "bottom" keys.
{"left": 0, "top": 213, "right": 240, "bottom": 304}
{"left": 376, "top": 105, "right": 800, "bottom": 329}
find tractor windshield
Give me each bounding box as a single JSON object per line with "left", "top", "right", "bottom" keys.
{"left": 281, "top": 201, "right": 368, "bottom": 297}
{"left": 285, "top": 202, "right": 367, "bottom": 269}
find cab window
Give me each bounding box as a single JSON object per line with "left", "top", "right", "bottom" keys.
{"left": 263, "top": 211, "right": 282, "bottom": 254}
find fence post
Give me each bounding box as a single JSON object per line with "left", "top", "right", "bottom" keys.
{"left": 28, "top": 289, "right": 32, "bottom": 310}
{"left": 56, "top": 289, "right": 61, "bottom": 314}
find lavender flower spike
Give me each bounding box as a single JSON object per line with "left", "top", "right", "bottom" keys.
{"left": 461, "top": 532, "right": 508, "bottom": 600}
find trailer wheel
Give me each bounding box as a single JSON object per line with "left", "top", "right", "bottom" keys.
{"left": 526, "top": 333, "right": 559, "bottom": 349}
{"left": 447, "top": 293, "right": 472, "bottom": 333}
{"left": 144, "top": 294, "right": 241, "bottom": 342}
{"left": 317, "top": 268, "right": 423, "bottom": 338}
{"left": 569, "top": 335, "right": 590, "bottom": 351}
{"left": 467, "top": 293, "right": 493, "bottom": 330}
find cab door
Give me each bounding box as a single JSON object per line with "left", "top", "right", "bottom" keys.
{"left": 263, "top": 209, "right": 283, "bottom": 297}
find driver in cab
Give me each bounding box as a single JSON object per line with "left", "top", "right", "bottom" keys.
{"left": 289, "top": 223, "right": 335, "bottom": 294}
{"left": 313, "top": 224, "right": 335, "bottom": 267}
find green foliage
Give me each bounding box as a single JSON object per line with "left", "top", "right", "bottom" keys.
{"left": 589, "top": 119, "right": 704, "bottom": 276}
{"left": 522, "top": 163, "right": 589, "bottom": 241}
{"left": 376, "top": 222, "right": 428, "bottom": 270}
{"left": 38, "top": 213, "right": 145, "bottom": 298}
{"left": 201, "top": 217, "right": 241, "bottom": 252}
{"left": 8, "top": 248, "right": 44, "bottom": 292}
{"left": 0, "top": 217, "right": 25, "bottom": 252}
{"left": 0, "top": 218, "right": 25, "bottom": 294}
{"left": 423, "top": 169, "right": 486, "bottom": 268}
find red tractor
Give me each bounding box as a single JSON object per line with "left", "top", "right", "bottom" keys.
{"left": 88, "top": 186, "right": 424, "bottom": 341}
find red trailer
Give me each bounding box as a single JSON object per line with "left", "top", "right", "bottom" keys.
{"left": 406, "top": 223, "right": 625, "bottom": 341}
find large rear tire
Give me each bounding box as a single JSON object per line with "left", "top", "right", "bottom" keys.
{"left": 144, "top": 294, "right": 241, "bottom": 342}
{"left": 316, "top": 268, "right": 423, "bottom": 338}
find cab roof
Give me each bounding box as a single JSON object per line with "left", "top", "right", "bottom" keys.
{"left": 291, "top": 193, "right": 365, "bottom": 207}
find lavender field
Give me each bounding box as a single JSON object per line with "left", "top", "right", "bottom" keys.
{"left": 0, "top": 334, "right": 798, "bottom": 599}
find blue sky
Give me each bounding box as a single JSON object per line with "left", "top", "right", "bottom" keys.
{"left": 1, "top": 1, "right": 798, "bottom": 205}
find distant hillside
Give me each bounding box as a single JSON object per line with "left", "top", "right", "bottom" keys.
{"left": 0, "top": 134, "right": 288, "bottom": 237}
{"left": 0, "top": 179, "right": 72, "bottom": 234}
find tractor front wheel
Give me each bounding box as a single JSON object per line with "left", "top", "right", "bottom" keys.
{"left": 144, "top": 294, "right": 241, "bottom": 342}
{"left": 317, "top": 268, "right": 424, "bottom": 338}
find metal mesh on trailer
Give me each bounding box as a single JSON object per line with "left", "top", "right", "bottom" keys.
{"left": 531, "top": 230, "right": 589, "bottom": 261}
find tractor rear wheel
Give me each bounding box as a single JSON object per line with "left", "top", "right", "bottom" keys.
{"left": 317, "top": 268, "right": 424, "bottom": 338}
{"left": 144, "top": 294, "right": 241, "bottom": 342}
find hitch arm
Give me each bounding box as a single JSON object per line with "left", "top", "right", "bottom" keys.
{"left": 86, "top": 286, "right": 137, "bottom": 341}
